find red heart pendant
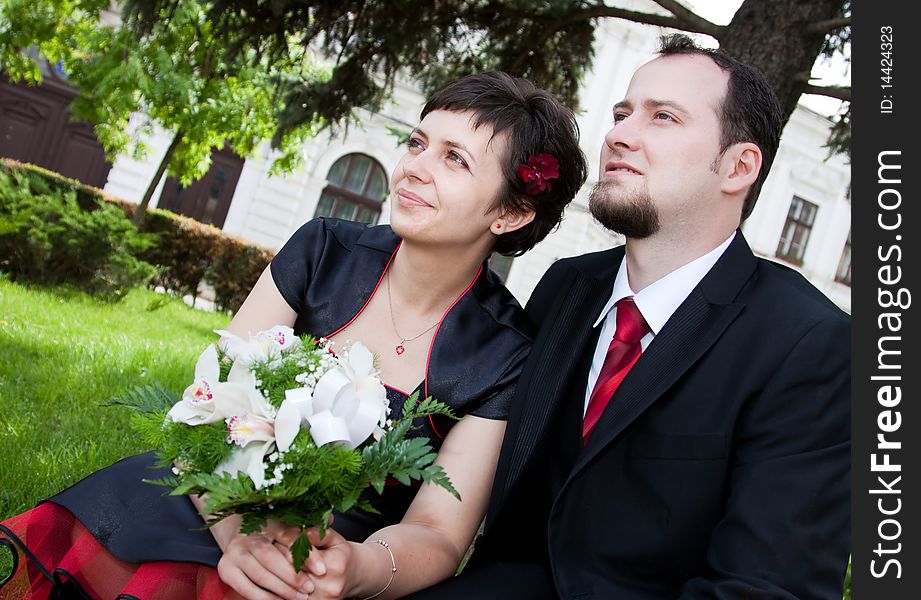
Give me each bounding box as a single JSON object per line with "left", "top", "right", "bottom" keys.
{"left": 395, "top": 344, "right": 405, "bottom": 356}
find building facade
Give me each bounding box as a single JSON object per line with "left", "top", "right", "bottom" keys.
{"left": 3, "top": 16, "right": 851, "bottom": 311}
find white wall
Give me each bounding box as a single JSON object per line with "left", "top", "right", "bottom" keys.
{"left": 101, "top": 15, "right": 851, "bottom": 312}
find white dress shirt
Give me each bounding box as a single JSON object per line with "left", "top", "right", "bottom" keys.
{"left": 584, "top": 233, "right": 736, "bottom": 414}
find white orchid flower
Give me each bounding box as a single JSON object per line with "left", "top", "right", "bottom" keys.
{"left": 214, "top": 325, "right": 298, "bottom": 367}
{"left": 305, "top": 342, "right": 389, "bottom": 449}
{"left": 167, "top": 345, "right": 258, "bottom": 425}
{"left": 212, "top": 371, "right": 280, "bottom": 489}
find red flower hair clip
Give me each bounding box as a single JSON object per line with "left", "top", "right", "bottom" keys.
{"left": 517, "top": 153, "right": 560, "bottom": 196}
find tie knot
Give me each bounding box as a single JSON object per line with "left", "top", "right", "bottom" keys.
{"left": 614, "top": 297, "right": 649, "bottom": 343}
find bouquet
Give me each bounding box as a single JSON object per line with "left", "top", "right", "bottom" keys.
{"left": 113, "top": 326, "right": 458, "bottom": 570}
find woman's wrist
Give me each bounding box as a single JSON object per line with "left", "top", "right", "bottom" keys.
{"left": 191, "top": 494, "right": 241, "bottom": 551}
{"left": 348, "top": 539, "right": 397, "bottom": 599}
{"left": 209, "top": 514, "right": 243, "bottom": 551}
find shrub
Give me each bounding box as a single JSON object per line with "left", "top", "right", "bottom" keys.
{"left": 0, "top": 167, "right": 157, "bottom": 298}
{"left": 137, "top": 210, "right": 222, "bottom": 300}
{"left": 205, "top": 236, "right": 273, "bottom": 312}
{"left": 0, "top": 159, "right": 276, "bottom": 312}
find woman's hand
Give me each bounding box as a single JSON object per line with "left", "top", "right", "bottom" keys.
{"left": 216, "top": 521, "right": 314, "bottom": 600}
{"left": 299, "top": 527, "right": 355, "bottom": 600}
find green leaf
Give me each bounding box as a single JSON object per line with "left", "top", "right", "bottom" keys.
{"left": 290, "top": 530, "right": 312, "bottom": 573}
{"left": 104, "top": 382, "right": 179, "bottom": 413}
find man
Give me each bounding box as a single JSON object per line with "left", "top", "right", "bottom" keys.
{"left": 410, "top": 34, "right": 850, "bottom": 599}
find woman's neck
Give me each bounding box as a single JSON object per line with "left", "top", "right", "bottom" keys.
{"left": 387, "top": 241, "right": 486, "bottom": 314}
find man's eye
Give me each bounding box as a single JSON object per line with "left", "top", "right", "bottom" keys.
{"left": 407, "top": 137, "right": 424, "bottom": 150}
{"left": 654, "top": 112, "right": 676, "bottom": 121}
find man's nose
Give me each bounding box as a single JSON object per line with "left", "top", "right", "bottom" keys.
{"left": 604, "top": 116, "right": 640, "bottom": 152}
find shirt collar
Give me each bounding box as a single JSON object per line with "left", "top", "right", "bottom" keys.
{"left": 592, "top": 231, "right": 736, "bottom": 333}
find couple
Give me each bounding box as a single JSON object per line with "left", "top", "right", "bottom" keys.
{"left": 1, "top": 34, "right": 850, "bottom": 599}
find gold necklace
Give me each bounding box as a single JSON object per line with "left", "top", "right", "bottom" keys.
{"left": 386, "top": 270, "right": 440, "bottom": 356}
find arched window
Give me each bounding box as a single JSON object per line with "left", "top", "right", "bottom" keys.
{"left": 313, "top": 153, "right": 387, "bottom": 225}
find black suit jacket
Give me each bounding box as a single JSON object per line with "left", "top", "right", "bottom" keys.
{"left": 409, "top": 232, "right": 850, "bottom": 599}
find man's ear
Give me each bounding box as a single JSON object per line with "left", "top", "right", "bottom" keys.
{"left": 721, "top": 142, "right": 762, "bottom": 196}
{"left": 493, "top": 209, "right": 536, "bottom": 235}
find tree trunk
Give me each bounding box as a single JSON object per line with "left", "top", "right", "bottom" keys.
{"left": 718, "top": 0, "right": 845, "bottom": 129}
{"left": 132, "top": 129, "right": 185, "bottom": 226}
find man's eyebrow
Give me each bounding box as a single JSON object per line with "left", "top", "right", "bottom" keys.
{"left": 612, "top": 99, "right": 690, "bottom": 116}
{"left": 645, "top": 99, "right": 690, "bottom": 115}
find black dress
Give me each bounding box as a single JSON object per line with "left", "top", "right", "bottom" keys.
{"left": 1, "top": 218, "right": 534, "bottom": 599}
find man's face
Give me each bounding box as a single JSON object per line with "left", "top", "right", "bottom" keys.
{"left": 590, "top": 54, "right": 729, "bottom": 239}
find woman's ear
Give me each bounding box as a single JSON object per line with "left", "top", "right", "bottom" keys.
{"left": 493, "top": 209, "right": 535, "bottom": 235}
{"left": 721, "top": 142, "right": 762, "bottom": 196}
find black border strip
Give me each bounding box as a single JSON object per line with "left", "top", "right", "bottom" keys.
{"left": 851, "top": 1, "right": 919, "bottom": 598}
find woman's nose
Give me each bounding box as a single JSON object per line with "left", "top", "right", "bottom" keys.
{"left": 401, "top": 149, "right": 433, "bottom": 182}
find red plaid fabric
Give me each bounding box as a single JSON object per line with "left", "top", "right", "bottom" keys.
{"left": 1, "top": 503, "right": 238, "bottom": 599}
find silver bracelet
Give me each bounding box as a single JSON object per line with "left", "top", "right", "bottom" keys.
{"left": 360, "top": 539, "right": 397, "bottom": 600}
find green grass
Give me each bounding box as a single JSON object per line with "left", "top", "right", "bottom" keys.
{"left": 0, "top": 279, "right": 230, "bottom": 519}
{"left": 0, "top": 280, "right": 856, "bottom": 598}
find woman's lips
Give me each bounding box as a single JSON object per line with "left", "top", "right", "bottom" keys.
{"left": 396, "top": 188, "right": 432, "bottom": 207}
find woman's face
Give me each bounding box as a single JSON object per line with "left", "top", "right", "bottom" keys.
{"left": 389, "top": 109, "right": 509, "bottom": 252}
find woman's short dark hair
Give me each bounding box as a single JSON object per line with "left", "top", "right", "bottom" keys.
{"left": 421, "top": 72, "right": 587, "bottom": 256}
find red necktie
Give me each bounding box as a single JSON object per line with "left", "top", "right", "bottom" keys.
{"left": 582, "top": 297, "right": 650, "bottom": 443}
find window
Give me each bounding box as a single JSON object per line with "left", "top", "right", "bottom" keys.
{"left": 313, "top": 153, "right": 387, "bottom": 225}
{"left": 488, "top": 253, "right": 514, "bottom": 283}
{"left": 835, "top": 230, "right": 851, "bottom": 286}
{"left": 775, "top": 196, "right": 818, "bottom": 265}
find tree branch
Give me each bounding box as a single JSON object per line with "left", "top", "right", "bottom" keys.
{"left": 649, "top": 0, "right": 723, "bottom": 39}
{"left": 803, "top": 84, "right": 851, "bottom": 102}
{"left": 506, "top": 2, "right": 721, "bottom": 73}
{"left": 565, "top": 4, "right": 724, "bottom": 38}
{"left": 808, "top": 17, "right": 851, "bottom": 34}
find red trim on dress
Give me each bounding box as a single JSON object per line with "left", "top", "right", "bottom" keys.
{"left": 423, "top": 264, "right": 484, "bottom": 438}
{"left": 324, "top": 240, "right": 402, "bottom": 339}
{"left": 323, "top": 241, "right": 483, "bottom": 440}
{"left": 383, "top": 382, "right": 414, "bottom": 397}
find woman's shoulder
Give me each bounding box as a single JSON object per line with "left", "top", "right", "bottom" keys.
{"left": 271, "top": 218, "right": 399, "bottom": 320}
{"left": 469, "top": 266, "right": 535, "bottom": 343}
{"left": 423, "top": 266, "right": 534, "bottom": 420}
{"left": 288, "top": 217, "right": 400, "bottom": 255}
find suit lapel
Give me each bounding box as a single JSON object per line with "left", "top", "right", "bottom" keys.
{"left": 571, "top": 292, "right": 743, "bottom": 473}
{"left": 497, "top": 254, "right": 620, "bottom": 503}
{"left": 566, "top": 232, "right": 758, "bottom": 481}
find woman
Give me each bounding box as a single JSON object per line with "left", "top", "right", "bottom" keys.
{"left": 0, "top": 71, "right": 586, "bottom": 600}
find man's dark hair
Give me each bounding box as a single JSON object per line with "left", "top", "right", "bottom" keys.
{"left": 657, "top": 34, "right": 783, "bottom": 220}
{"left": 422, "top": 72, "right": 587, "bottom": 255}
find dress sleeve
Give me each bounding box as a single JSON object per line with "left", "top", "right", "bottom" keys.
{"left": 468, "top": 345, "right": 530, "bottom": 420}
{"left": 269, "top": 218, "right": 331, "bottom": 313}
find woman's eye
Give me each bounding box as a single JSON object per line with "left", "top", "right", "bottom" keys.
{"left": 612, "top": 112, "right": 628, "bottom": 122}
{"left": 448, "top": 151, "right": 468, "bottom": 168}
{"left": 407, "top": 137, "right": 424, "bottom": 151}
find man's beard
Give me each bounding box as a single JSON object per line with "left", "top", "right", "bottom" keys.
{"left": 589, "top": 179, "right": 660, "bottom": 239}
